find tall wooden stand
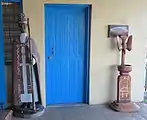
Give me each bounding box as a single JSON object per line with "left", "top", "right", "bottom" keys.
{"left": 110, "top": 65, "right": 139, "bottom": 112}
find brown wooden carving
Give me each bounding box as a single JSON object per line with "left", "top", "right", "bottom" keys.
{"left": 110, "top": 30, "right": 139, "bottom": 112}
{"left": 118, "top": 75, "right": 131, "bottom": 103}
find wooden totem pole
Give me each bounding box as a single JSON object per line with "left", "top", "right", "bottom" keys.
{"left": 109, "top": 26, "right": 140, "bottom": 112}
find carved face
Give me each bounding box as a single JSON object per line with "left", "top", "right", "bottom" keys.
{"left": 18, "top": 23, "right": 27, "bottom": 33}
{"left": 18, "top": 13, "right": 28, "bottom": 33}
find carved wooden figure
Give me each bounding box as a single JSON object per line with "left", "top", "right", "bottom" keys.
{"left": 109, "top": 26, "right": 139, "bottom": 112}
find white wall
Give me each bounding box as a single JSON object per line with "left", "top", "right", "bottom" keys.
{"left": 23, "top": 0, "right": 147, "bottom": 106}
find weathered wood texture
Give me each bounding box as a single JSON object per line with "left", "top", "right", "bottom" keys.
{"left": 0, "top": 110, "right": 13, "bottom": 120}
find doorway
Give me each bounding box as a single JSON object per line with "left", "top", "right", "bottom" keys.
{"left": 45, "top": 4, "right": 91, "bottom": 105}
{"left": 1, "top": 1, "right": 21, "bottom": 107}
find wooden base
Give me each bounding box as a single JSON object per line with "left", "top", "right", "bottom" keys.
{"left": 0, "top": 110, "right": 13, "bottom": 120}
{"left": 110, "top": 101, "right": 140, "bottom": 112}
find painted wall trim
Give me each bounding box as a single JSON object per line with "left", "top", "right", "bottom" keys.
{"left": 0, "top": 0, "right": 22, "bottom": 108}
{"left": 0, "top": 1, "right": 6, "bottom": 107}
{"left": 2, "top": 0, "right": 21, "bottom": 3}
{"left": 2, "top": 0, "right": 23, "bottom": 11}
{"left": 85, "top": 5, "right": 92, "bottom": 104}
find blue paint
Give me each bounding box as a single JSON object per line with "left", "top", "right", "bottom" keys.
{"left": 45, "top": 4, "right": 91, "bottom": 105}
{"left": 0, "top": 1, "right": 6, "bottom": 108}
{"left": 0, "top": 0, "right": 22, "bottom": 108}
{"left": 3, "top": 0, "right": 21, "bottom": 3}
{"left": 19, "top": 0, "right": 23, "bottom": 12}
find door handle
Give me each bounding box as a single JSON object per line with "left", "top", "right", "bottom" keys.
{"left": 48, "top": 48, "right": 54, "bottom": 60}
{"left": 48, "top": 56, "right": 52, "bottom": 60}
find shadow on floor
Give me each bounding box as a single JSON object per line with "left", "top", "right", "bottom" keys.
{"left": 13, "top": 103, "right": 147, "bottom": 120}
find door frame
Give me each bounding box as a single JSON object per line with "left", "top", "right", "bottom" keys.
{"left": 0, "top": 0, "right": 6, "bottom": 107}
{"left": 85, "top": 4, "right": 91, "bottom": 104}
{"left": 44, "top": 4, "right": 92, "bottom": 105}
{"left": 3, "top": 0, "right": 23, "bottom": 11}
{"left": 0, "top": 0, "right": 22, "bottom": 108}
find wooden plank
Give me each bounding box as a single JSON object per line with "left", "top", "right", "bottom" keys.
{"left": 0, "top": 110, "right": 13, "bottom": 120}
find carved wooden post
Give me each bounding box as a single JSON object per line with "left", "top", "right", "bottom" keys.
{"left": 109, "top": 27, "right": 140, "bottom": 112}
{"left": 117, "top": 65, "right": 132, "bottom": 103}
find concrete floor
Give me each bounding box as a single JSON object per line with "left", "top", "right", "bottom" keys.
{"left": 13, "top": 103, "right": 147, "bottom": 120}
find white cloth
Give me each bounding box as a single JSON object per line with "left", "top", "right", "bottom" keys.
{"left": 20, "top": 33, "right": 27, "bottom": 43}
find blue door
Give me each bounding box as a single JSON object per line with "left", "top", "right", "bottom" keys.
{"left": 45, "top": 4, "right": 91, "bottom": 105}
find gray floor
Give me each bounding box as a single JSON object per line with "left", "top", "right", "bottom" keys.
{"left": 13, "top": 103, "right": 147, "bottom": 120}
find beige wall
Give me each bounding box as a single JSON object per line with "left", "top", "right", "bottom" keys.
{"left": 23, "top": 0, "right": 147, "bottom": 106}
